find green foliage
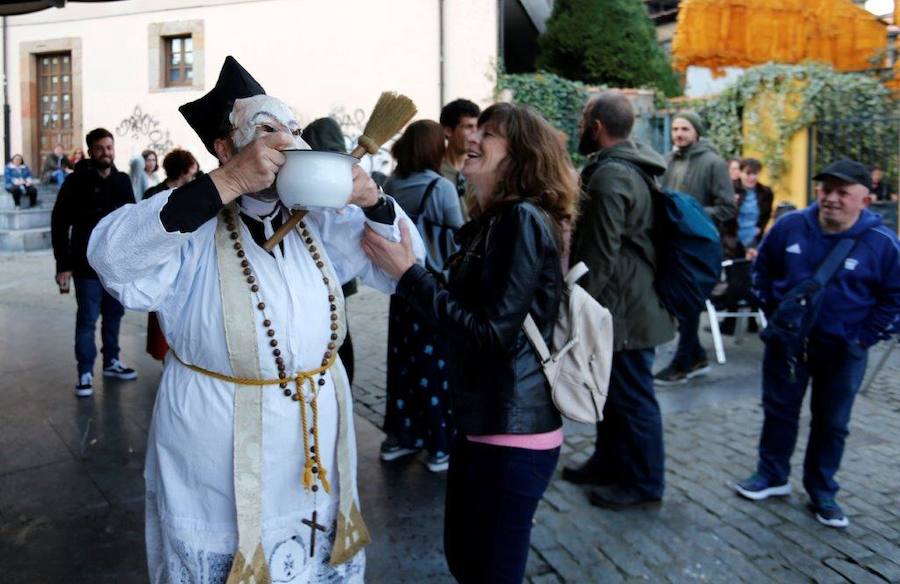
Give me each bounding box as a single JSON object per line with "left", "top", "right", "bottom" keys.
{"left": 536, "top": 0, "right": 680, "bottom": 97}
{"left": 496, "top": 70, "right": 590, "bottom": 161}
{"left": 688, "top": 63, "right": 894, "bottom": 181}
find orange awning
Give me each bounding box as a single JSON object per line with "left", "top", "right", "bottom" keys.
{"left": 672, "top": 0, "right": 888, "bottom": 73}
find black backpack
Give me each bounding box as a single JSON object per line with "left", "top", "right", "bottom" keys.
{"left": 759, "top": 238, "right": 857, "bottom": 380}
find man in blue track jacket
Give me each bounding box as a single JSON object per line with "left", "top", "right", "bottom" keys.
{"left": 735, "top": 159, "right": 900, "bottom": 528}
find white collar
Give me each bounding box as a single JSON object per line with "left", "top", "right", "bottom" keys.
{"left": 238, "top": 195, "right": 280, "bottom": 221}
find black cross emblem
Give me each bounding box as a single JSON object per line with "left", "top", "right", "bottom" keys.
{"left": 302, "top": 510, "right": 328, "bottom": 558}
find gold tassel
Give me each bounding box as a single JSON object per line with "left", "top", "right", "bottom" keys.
{"left": 303, "top": 461, "right": 314, "bottom": 489}
{"left": 318, "top": 467, "right": 332, "bottom": 494}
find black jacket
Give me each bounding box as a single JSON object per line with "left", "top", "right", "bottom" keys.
{"left": 51, "top": 158, "right": 134, "bottom": 277}
{"left": 397, "top": 200, "right": 563, "bottom": 435}
{"left": 720, "top": 180, "right": 774, "bottom": 258}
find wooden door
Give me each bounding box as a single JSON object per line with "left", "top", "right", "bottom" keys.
{"left": 36, "top": 52, "right": 74, "bottom": 166}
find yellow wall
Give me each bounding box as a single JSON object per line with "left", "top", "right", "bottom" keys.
{"left": 741, "top": 86, "right": 810, "bottom": 213}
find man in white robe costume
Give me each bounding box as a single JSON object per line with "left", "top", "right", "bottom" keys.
{"left": 87, "top": 57, "right": 424, "bottom": 583}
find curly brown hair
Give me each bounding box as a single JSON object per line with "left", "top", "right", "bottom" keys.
{"left": 162, "top": 149, "right": 199, "bottom": 180}
{"left": 475, "top": 103, "right": 580, "bottom": 237}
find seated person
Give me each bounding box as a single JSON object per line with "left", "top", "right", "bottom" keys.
{"left": 720, "top": 157, "right": 774, "bottom": 260}
{"left": 5, "top": 154, "right": 38, "bottom": 208}
{"left": 41, "top": 144, "right": 69, "bottom": 185}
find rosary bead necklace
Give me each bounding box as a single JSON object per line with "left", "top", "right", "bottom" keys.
{"left": 223, "top": 204, "right": 338, "bottom": 495}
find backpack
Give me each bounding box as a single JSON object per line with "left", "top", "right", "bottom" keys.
{"left": 597, "top": 157, "right": 723, "bottom": 319}
{"left": 415, "top": 177, "right": 459, "bottom": 277}
{"left": 523, "top": 262, "right": 614, "bottom": 424}
{"left": 759, "top": 238, "right": 857, "bottom": 380}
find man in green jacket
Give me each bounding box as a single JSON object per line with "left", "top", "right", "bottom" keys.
{"left": 655, "top": 112, "right": 736, "bottom": 384}
{"left": 563, "top": 92, "right": 676, "bottom": 508}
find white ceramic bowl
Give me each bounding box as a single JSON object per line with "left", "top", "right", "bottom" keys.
{"left": 276, "top": 149, "right": 356, "bottom": 209}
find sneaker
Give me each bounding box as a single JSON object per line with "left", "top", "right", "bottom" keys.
{"left": 75, "top": 372, "right": 94, "bottom": 398}
{"left": 379, "top": 436, "right": 420, "bottom": 462}
{"left": 809, "top": 497, "right": 849, "bottom": 528}
{"left": 685, "top": 358, "right": 711, "bottom": 379}
{"left": 425, "top": 452, "right": 450, "bottom": 473}
{"left": 103, "top": 359, "right": 137, "bottom": 380}
{"left": 654, "top": 359, "right": 711, "bottom": 386}
{"left": 654, "top": 364, "right": 688, "bottom": 386}
{"left": 735, "top": 473, "right": 792, "bottom": 501}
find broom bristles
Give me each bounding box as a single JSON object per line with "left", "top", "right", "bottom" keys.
{"left": 361, "top": 92, "right": 417, "bottom": 147}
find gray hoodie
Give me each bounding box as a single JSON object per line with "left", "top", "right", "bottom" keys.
{"left": 383, "top": 169, "right": 463, "bottom": 273}
{"left": 662, "top": 138, "right": 736, "bottom": 223}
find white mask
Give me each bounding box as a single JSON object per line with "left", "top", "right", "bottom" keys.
{"left": 230, "top": 95, "right": 309, "bottom": 151}
{"left": 229, "top": 95, "right": 309, "bottom": 200}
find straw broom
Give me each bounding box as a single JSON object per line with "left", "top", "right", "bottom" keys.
{"left": 263, "top": 92, "right": 417, "bottom": 252}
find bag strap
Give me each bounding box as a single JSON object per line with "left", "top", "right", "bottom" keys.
{"left": 523, "top": 314, "right": 551, "bottom": 364}
{"left": 415, "top": 177, "right": 441, "bottom": 220}
{"left": 597, "top": 156, "right": 658, "bottom": 194}
{"left": 812, "top": 238, "right": 857, "bottom": 286}
{"left": 567, "top": 261, "right": 589, "bottom": 288}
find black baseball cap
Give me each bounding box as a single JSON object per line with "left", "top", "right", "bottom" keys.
{"left": 813, "top": 159, "right": 873, "bottom": 191}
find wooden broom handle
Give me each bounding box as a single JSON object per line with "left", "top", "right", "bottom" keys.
{"left": 263, "top": 210, "right": 308, "bottom": 252}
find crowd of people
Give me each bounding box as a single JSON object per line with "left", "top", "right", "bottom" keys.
{"left": 38, "top": 55, "right": 899, "bottom": 584}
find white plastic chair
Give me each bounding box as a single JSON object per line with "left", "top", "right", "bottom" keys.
{"left": 705, "top": 259, "right": 767, "bottom": 364}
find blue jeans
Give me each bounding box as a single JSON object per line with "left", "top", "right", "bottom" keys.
{"left": 74, "top": 277, "right": 124, "bottom": 375}
{"left": 444, "top": 436, "right": 559, "bottom": 584}
{"left": 51, "top": 169, "right": 66, "bottom": 185}
{"left": 756, "top": 335, "right": 867, "bottom": 501}
{"left": 591, "top": 348, "right": 665, "bottom": 499}
{"left": 672, "top": 309, "right": 707, "bottom": 369}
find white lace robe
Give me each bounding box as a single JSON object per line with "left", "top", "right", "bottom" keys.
{"left": 88, "top": 191, "right": 424, "bottom": 583}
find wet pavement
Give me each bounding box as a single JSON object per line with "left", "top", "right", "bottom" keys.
{"left": 1, "top": 251, "right": 899, "bottom": 583}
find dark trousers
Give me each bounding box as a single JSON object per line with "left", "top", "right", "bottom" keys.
{"left": 74, "top": 277, "right": 124, "bottom": 375}
{"left": 591, "top": 348, "right": 665, "bottom": 498}
{"left": 756, "top": 335, "right": 867, "bottom": 501}
{"left": 338, "top": 329, "right": 354, "bottom": 385}
{"left": 672, "top": 309, "right": 707, "bottom": 369}
{"left": 445, "top": 437, "right": 559, "bottom": 584}
{"left": 7, "top": 185, "right": 37, "bottom": 207}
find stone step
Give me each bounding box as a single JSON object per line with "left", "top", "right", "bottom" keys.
{"left": 0, "top": 227, "right": 52, "bottom": 252}
{"left": 0, "top": 184, "right": 58, "bottom": 210}
{"left": 0, "top": 208, "right": 52, "bottom": 229}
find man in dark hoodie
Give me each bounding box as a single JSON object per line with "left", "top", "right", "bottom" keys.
{"left": 735, "top": 159, "right": 900, "bottom": 528}
{"left": 656, "top": 112, "right": 736, "bottom": 385}
{"left": 51, "top": 128, "right": 137, "bottom": 397}
{"left": 562, "top": 92, "right": 676, "bottom": 508}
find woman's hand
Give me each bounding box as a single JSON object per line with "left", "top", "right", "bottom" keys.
{"left": 362, "top": 220, "right": 417, "bottom": 280}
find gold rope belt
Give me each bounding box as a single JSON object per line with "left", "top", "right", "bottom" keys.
{"left": 171, "top": 351, "right": 336, "bottom": 494}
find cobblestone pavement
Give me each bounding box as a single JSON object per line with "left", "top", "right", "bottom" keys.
{"left": 1, "top": 252, "right": 898, "bottom": 583}
{"left": 346, "top": 286, "right": 900, "bottom": 583}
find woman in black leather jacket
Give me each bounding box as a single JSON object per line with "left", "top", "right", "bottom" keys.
{"left": 364, "top": 103, "right": 580, "bottom": 583}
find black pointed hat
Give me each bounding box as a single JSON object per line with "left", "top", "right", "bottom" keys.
{"left": 179, "top": 56, "right": 266, "bottom": 155}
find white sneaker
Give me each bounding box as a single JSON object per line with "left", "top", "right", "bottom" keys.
{"left": 75, "top": 372, "right": 94, "bottom": 398}
{"left": 103, "top": 358, "right": 137, "bottom": 380}
{"left": 425, "top": 452, "right": 450, "bottom": 473}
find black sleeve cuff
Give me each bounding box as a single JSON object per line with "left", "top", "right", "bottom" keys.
{"left": 396, "top": 264, "right": 430, "bottom": 299}
{"left": 159, "top": 174, "right": 224, "bottom": 233}
{"left": 362, "top": 194, "right": 396, "bottom": 225}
